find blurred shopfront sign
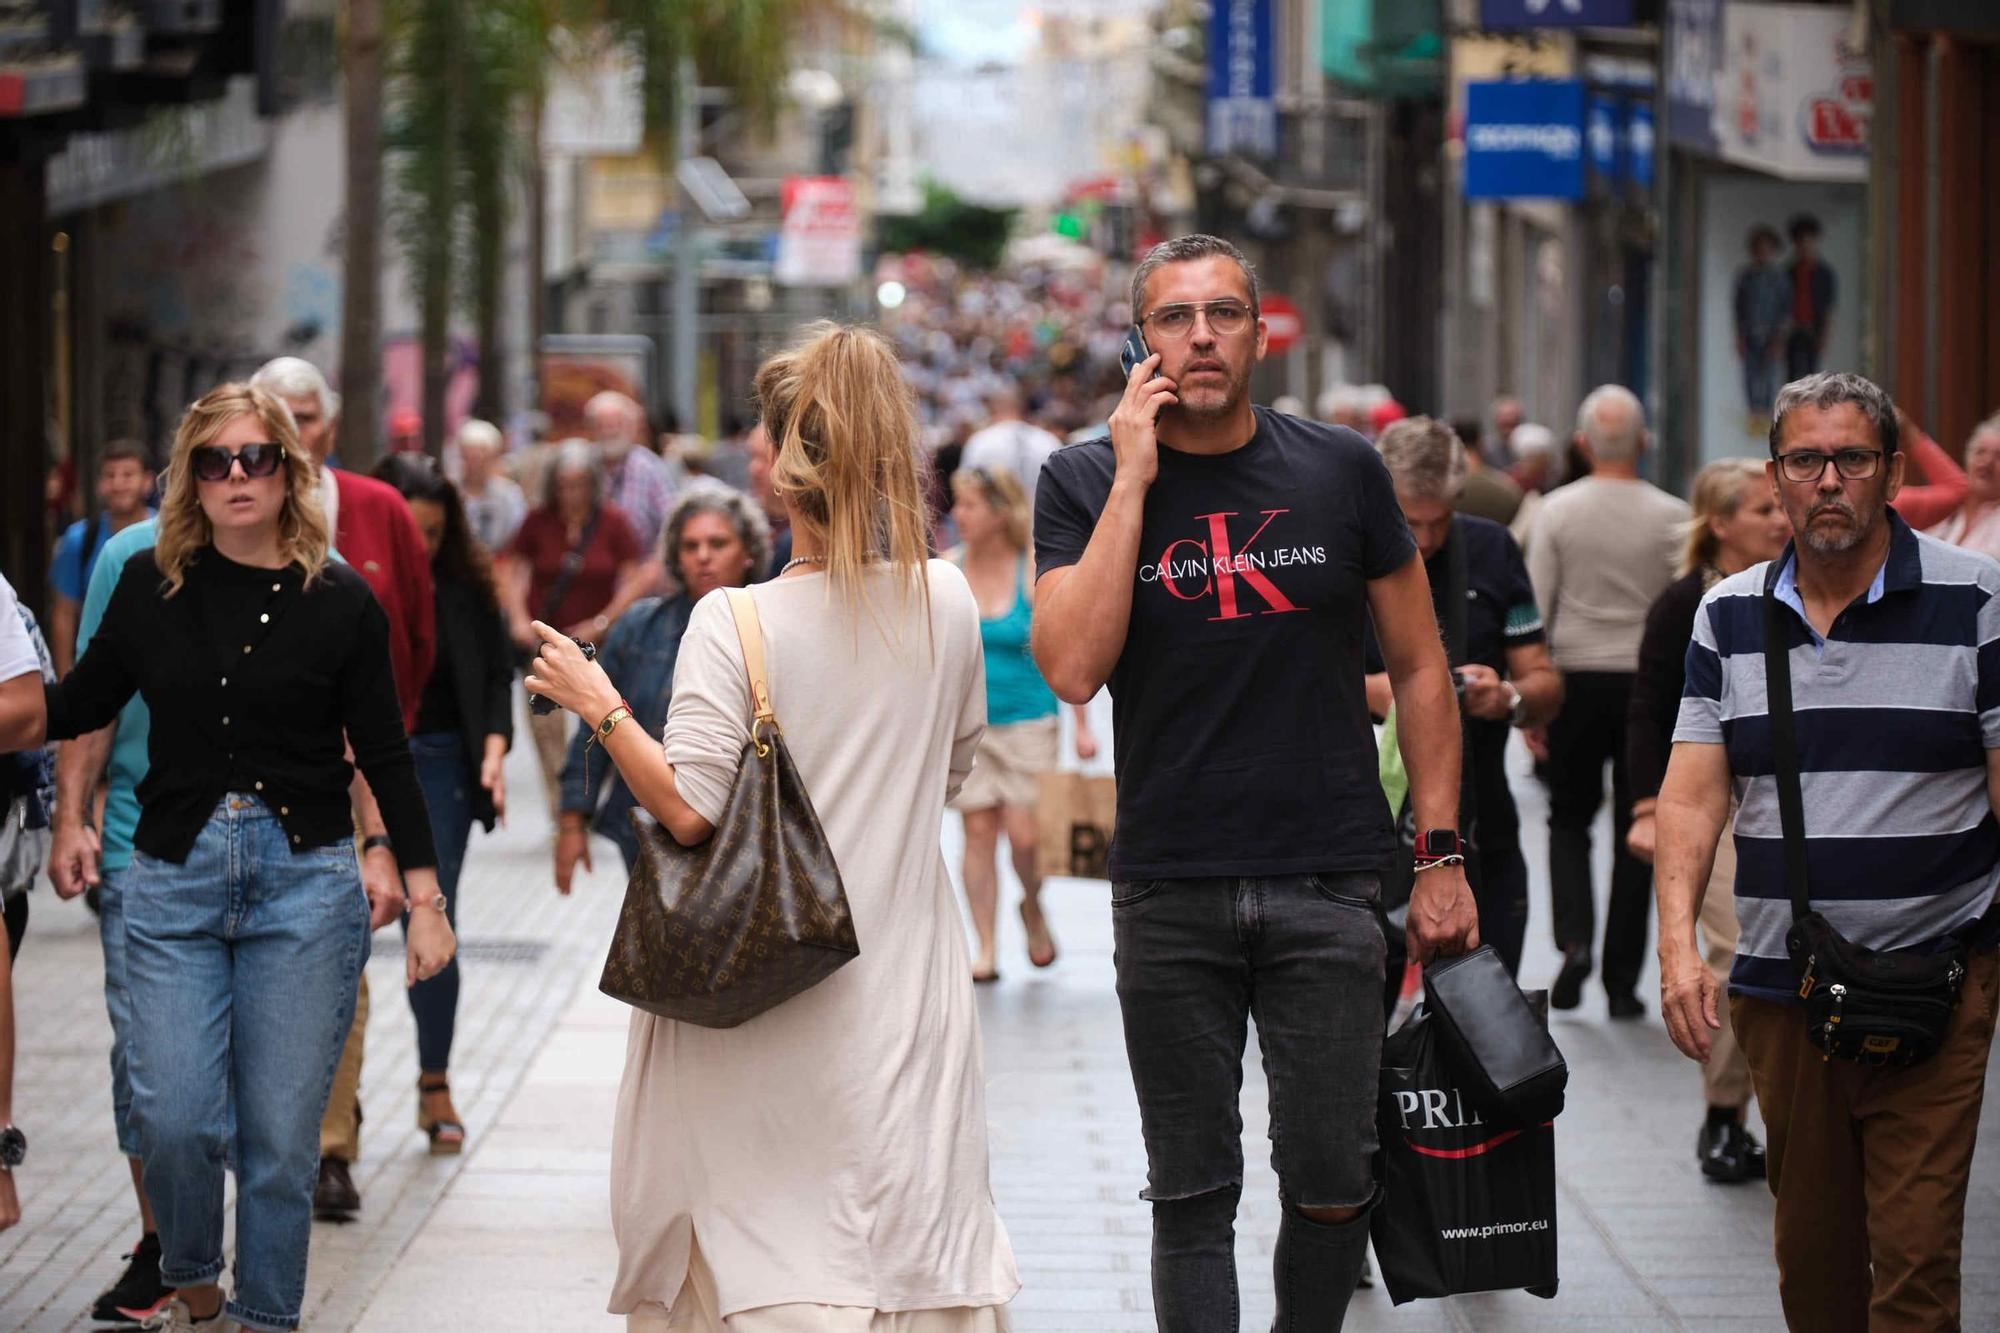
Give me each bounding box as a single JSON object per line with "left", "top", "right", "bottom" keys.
{"left": 774, "top": 176, "right": 862, "bottom": 287}
{"left": 1666, "top": 0, "right": 1870, "bottom": 180}
{"left": 1206, "top": 0, "right": 1276, "bottom": 158}
{"left": 1480, "top": 0, "right": 1634, "bottom": 27}
{"left": 1462, "top": 79, "right": 1586, "bottom": 201}
{"left": 1665, "top": 0, "right": 1724, "bottom": 153}
{"left": 544, "top": 40, "right": 644, "bottom": 155}
{"left": 48, "top": 75, "right": 269, "bottom": 212}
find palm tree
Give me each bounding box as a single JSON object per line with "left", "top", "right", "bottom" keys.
{"left": 338, "top": 0, "right": 387, "bottom": 469}
{"left": 380, "top": 0, "right": 822, "bottom": 454}
{"left": 388, "top": 0, "right": 464, "bottom": 458}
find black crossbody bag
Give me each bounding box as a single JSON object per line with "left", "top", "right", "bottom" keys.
{"left": 1763, "top": 576, "right": 1975, "bottom": 1067}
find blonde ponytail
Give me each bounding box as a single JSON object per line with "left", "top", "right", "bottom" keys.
{"left": 756, "top": 323, "right": 932, "bottom": 623}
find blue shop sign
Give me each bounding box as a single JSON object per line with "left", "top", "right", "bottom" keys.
{"left": 1480, "top": 0, "right": 1635, "bottom": 28}
{"left": 1587, "top": 93, "right": 1621, "bottom": 182}
{"left": 1627, "top": 101, "right": 1656, "bottom": 189}
{"left": 1463, "top": 79, "right": 1586, "bottom": 201}
{"left": 1207, "top": 0, "right": 1276, "bottom": 158}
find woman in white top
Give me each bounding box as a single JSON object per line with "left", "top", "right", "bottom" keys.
{"left": 526, "top": 323, "right": 1019, "bottom": 1329}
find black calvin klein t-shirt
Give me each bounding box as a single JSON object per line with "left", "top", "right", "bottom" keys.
{"left": 1034, "top": 409, "right": 1418, "bottom": 880}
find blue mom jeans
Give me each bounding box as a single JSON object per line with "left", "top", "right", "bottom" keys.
{"left": 124, "top": 795, "right": 369, "bottom": 1332}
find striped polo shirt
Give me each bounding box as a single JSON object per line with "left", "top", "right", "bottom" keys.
{"left": 1675, "top": 512, "right": 2000, "bottom": 1002}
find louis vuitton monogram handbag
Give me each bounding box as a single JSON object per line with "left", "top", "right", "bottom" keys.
{"left": 598, "top": 587, "right": 858, "bottom": 1028}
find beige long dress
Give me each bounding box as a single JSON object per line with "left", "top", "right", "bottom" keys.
{"left": 608, "top": 561, "right": 1020, "bottom": 1328}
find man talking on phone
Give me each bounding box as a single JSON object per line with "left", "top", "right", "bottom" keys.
{"left": 1032, "top": 234, "right": 1477, "bottom": 1329}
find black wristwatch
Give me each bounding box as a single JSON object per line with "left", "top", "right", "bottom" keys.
{"left": 1415, "top": 829, "right": 1464, "bottom": 861}
{"left": 360, "top": 834, "right": 394, "bottom": 857}
{"left": 0, "top": 1125, "right": 26, "bottom": 1171}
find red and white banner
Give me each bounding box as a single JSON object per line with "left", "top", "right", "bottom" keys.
{"left": 775, "top": 176, "right": 863, "bottom": 287}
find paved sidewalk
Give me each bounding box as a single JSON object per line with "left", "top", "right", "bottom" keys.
{"left": 0, "top": 729, "right": 630, "bottom": 1333}
{"left": 4, "top": 735, "right": 1998, "bottom": 1330}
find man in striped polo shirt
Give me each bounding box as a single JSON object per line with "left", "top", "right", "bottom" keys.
{"left": 1654, "top": 371, "right": 2000, "bottom": 1332}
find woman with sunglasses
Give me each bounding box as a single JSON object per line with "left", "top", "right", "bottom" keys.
{"left": 948, "top": 465, "right": 1098, "bottom": 982}
{"left": 33, "top": 383, "right": 455, "bottom": 1333}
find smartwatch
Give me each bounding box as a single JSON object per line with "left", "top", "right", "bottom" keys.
{"left": 361, "top": 834, "right": 395, "bottom": 857}
{"left": 1415, "top": 829, "right": 1463, "bottom": 861}
{"left": 0, "top": 1125, "right": 26, "bottom": 1172}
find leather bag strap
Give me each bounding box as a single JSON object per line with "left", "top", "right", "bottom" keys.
{"left": 723, "top": 587, "right": 777, "bottom": 746}
{"left": 1443, "top": 518, "right": 1470, "bottom": 668}
{"left": 1761, "top": 566, "right": 1813, "bottom": 924}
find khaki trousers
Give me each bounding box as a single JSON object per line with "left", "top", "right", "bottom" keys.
{"left": 1698, "top": 832, "right": 1753, "bottom": 1108}
{"left": 1732, "top": 947, "right": 1999, "bottom": 1333}
{"left": 318, "top": 973, "right": 368, "bottom": 1160}
{"left": 529, "top": 706, "right": 572, "bottom": 823}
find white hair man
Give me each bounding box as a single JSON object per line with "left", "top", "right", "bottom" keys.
{"left": 454, "top": 418, "right": 526, "bottom": 550}
{"left": 583, "top": 390, "right": 681, "bottom": 554}
{"left": 1504, "top": 422, "right": 1563, "bottom": 552}
{"left": 248, "top": 355, "right": 438, "bottom": 1221}
{"left": 960, "top": 383, "right": 1061, "bottom": 508}
{"left": 1525, "top": 384, "right": 1689, "bottom": 1020}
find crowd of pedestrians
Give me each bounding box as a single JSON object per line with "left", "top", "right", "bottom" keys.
{"left": 0, "top": 229, "right": 1994, "bottom": 1333}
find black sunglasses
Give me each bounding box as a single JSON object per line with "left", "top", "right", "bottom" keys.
{"left": 190, "top": 443, "right": 285, "bottom": 483}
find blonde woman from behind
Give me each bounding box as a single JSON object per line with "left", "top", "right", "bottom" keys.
{"left": 525, "top": 323, "right": 1020, "bottom": 1330}
{"left": 1627, "top": 458, "right": 1788, "bottom": 1184}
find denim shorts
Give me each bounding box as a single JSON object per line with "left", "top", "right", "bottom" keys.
{"left": 1111, "top": 872, "right": 1386, "bottom": 1209}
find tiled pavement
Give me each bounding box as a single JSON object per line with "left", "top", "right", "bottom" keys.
{"left": 3, "top": 728, "right": 1997, "bottom": 1331}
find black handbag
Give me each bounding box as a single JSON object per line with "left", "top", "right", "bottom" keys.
{"left": 1422, "top": 945, "right": 1568, "bottom": 1127}
{"left": 1762, "top": 577, "right": 1971, "bottom": 1067}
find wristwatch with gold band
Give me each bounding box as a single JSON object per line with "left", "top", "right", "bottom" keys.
{"left": 590, "top": 700, "right": 635, "bottom": 747}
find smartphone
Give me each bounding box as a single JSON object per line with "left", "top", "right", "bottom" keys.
{"left": 1119, "top": 324, "right": 1152, "bottom": 378}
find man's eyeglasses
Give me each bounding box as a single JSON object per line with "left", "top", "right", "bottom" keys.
{"left": 1139, "top": 301, "right": 1254, "bottom": 340}
{"left": 189, "top": 443, "right": 285, "bottom": 482}
{"left": 1775, "top": 448, "right": 1884, "bottom": 484}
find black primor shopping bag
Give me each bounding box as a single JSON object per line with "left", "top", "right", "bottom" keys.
{"left": 1370, "top": 1007, "right": 1559, "bottom": 1305}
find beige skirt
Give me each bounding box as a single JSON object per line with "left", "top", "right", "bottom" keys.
{"left": 949, "top": 716, "right": 1058, "bottom": 812}
{"left": 628, "top": 1238, "right": 1013, "bottom": 1333}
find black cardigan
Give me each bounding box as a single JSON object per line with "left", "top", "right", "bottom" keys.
{"left": 44, "top": 547, "right": 438, "bottom": 868}
{"left": 421, "top": 574, "right": 515, "bottom": 831}
{"left": 1626, "top": 567, "right": 1712, "bottom": 805}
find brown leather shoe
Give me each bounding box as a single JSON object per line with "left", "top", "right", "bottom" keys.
{"left": 313, "top": 1156, "right": 360, "bottom": 1221}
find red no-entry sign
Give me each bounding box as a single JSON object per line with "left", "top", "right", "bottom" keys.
{"left": 1261, "top": 293, "right": 1304, "bottom": 353}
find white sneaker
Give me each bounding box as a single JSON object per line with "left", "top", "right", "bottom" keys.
{"left": 140, "top": 1297, "right": 236, "bottom": 1331}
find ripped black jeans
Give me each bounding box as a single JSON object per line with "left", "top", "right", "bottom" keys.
{"left": 1112, "top": 873, "right": 1385, "bottom": 1332}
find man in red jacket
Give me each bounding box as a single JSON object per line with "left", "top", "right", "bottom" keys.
{"left": 252, "top": 358, "right": 436, "bottom": 1221}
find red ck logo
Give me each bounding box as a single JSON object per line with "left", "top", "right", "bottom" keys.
{"left": 1139, "top": 509, "right": 1323, "bottom": 621}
